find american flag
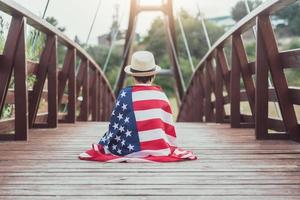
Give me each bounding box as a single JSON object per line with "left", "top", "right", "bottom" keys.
{"left": 79, "top": 85, "right": 196, "bottom": 162}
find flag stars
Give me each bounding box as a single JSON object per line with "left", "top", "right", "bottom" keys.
{"left": 117, "top": 149, "right": 122, "bottom": 154}
{"left": 119, "top": 126, "right": 125, "bottom": 132}
{"left": 120, "top": 91, "right": 126, "bottom": 98}
{"left": 127, "top": 144, "right": 134, "bottom": 151}
{"left": 115, "top": 135, "right": 121, "bottom": 142}
{"left": 113, "top": 123, "right": 118, "bottom": 130}
{"left": 107, "top": 131, "right": 113, "bottom": 139}
{"left": 100, "top": 137, "right": 106, "bottom": 143}
{"left": 112, "top": 144, "right": 117, "bottom": 150}
{"left": 117, "top": 113, "right": 123, "bottom": 121}
{"left": 121, "top": 139, "right": 126, "bottom": 146}
{"left": 125, "top": 130, "right": 132, "bottom": 137}
{"left": 124, "top": 117, "right": 130, "bottom": 123}
{"left": 116, "top": 100, "right": 120, "bottom": 107}
{"left": 121, "top": 103, "right": 127, "bottom": 111}
{"left": 112, "top": 110, "right": 115, "bottom": 116}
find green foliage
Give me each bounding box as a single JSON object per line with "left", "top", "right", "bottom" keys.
{"left": 276, "top": 2, "right": 300, "bottom": 36}
{"left": 137, "top": 10, "right": 225, "bottom": 97}
{"left": 231, "top": 0, "right": 262, "bottom": 22}
{"left": 245, "top": 41, "right": 256, "bottom": 62}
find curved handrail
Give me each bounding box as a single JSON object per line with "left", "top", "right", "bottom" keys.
{"left": 0, "top": 0, "right": 115, "bottom": 140}
{"left": 195, "top": 0, "right": 295, "bottom": 75}
{"left": 179, "top": 0, "right": 297, "bottom": 112}
{"left": 0, "top": 0, "right": 112, "bottom": 91}
{"left": 177, "top": 0, "right": 300, "bottom": 142}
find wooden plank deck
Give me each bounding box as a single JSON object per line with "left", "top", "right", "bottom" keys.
{"left": 0, "top": 122, "right": 300, "bottom": 199}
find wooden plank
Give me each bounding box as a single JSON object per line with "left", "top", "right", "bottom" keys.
{"left": 79, "top": 61, "right": 89, "bottom": 121}
{"left": 216, "top": 48, "right": 230, "bottom": 94}
{"left": 28, "top": 35, "right": 56, "bottom": 128}
{"left": 258, "top": 15, "right": 299, "bottom": 142}
{"left": 98, "top": 75, "right": 104, "bottom": 121}
{"left": 1, "top": 122, "right": 300, "bottom": 198}
{"left": 230, "top": 37, "right": 241, "bottom": 128}
{"left": 58, "top": 49, "right": 73, "bottom": 106}
{"left": 13, "top": 17, "right": 28, "bottom": 140}
{"left": 215, "top": 54, "right": 224, "bottom": 123}
{"left": 280, "top": 49, "right": 300, "bottom": 69}
{"left": 233, "top": 34, "right": 255, "bottom": 115}
{"left": 47, "top": 35, "right": 58, "bottom": 128}
{"left": 66, "top": 48, "right": 76, "bottom": 123}
{"left": 89, "top": 72, "right": 97, "bottom": 121}
{"left": 27, "top": 60, "right": 39, "bottom": 75}
{"left": 289, "top": 87, "right": 300, "bottom": 105}
{"left": 204, "top": 61, "right": 213, "bottom": 122}
{"left": 255, "top": 16, "right": 270, "bottom": 139}
{"left": 0, "top": 17, "right": 23, "bottom": 116}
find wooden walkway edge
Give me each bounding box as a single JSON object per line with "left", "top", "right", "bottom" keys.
{"left": 0, "top": 122, "right": 300, "bottom": 199}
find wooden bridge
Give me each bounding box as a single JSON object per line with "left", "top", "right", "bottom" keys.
{"left": 0, "top": 0, "right": 300, "bottom": 199}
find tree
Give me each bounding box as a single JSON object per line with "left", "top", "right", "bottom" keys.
{"left": 138, "top": 9, "right": 225, "bottom": 96}
{"left": 231, "top": 0, "right": 262, "bottom": 22}
{"left": 275, "top": 2, "right": 300, "bottom": 36}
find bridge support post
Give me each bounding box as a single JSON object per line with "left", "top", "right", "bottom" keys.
{"left": 0, "top": 16, "right": 28, "bottom": 140}
{"left": 230, "top": 35, "right": 241, "bottom": 128}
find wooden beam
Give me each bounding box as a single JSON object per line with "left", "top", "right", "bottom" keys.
{"left": 66, "top": 48, "right": 76, "bottom": 123}
{"left": 28, "top": 35, "right": 56, "bottom": 128}
{"left": 13, "top": 17, "right": 28, "bottom": 140}
{"left": 233, "top": 34, "right": 255, "bottom": 116}
{"left": 79, "top": 61, "right": 89, "bottom": 121}
{"left": 0, "top": 17, "right": 24, "bottom": 115}
{"left": 258, "top": 15, "right": 299, "bottom": 142}
{"left": 204, "top": 61, "right": 213, "bottom": 122}
{"left": 215, "top": 55, "right": 224, "bottom": 123}
{"left": 47, "top": 35, "right": 58, "bottom": 128}
{"left": 230, "top": 37, "right": 241, "bottom": 128}
{"left": 255, "top": 16, "right": 270, "bottom": 139}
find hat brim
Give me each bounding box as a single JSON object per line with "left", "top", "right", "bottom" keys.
{"left": 124, "top": 65, "right": 161, "bottom": 77}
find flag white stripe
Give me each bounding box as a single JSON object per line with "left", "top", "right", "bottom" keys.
{"left": 134, "top": 108, "right": 173, "bottom": 125}
{"left": 125, "top": 148, "right": 171, "bottom": 157}
{"left": 132, "top": 90, "right": 169, "bottom": 102}
{"left": 138, "top": 128, "right": 176, "bottom": 146}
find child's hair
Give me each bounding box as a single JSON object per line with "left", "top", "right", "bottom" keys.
{"left": 133, "top": 75, "right": 154, "bottom": 84}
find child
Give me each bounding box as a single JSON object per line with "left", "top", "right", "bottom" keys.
{"left": 79, "top": 51, "right": 196, "bottom": 162}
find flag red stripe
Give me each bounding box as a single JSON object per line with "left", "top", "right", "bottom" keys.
{"left": 136, "top": 119, "right": 176, "bottom": 137}
{"left": 132, "top": 85, "right": 162, "bottom": 92}
{"left": 140, "top": 138, "right": 170, "bottom": 150}
{"left": 133, "top": 100, "right": 172, "bottom": 113}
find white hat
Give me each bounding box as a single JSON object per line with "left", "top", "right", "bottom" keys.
{"left": 124, "top": 51, "right": 161, "bottom": 77}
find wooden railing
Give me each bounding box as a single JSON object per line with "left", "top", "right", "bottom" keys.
{"left": 177, "top": 0, "right": 300, "bottom": 142}
{"left": 0, "top": 0, "right": 115, "bottom": 140}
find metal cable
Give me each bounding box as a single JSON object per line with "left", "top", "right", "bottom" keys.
{"left": 174, "top": 0, "right": 195, "bottom": 72}
{"left": 85, "top": 0, "right": 102, "bottom": 45}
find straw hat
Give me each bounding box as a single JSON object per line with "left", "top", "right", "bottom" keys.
{"left": 124, "top": 51, "right": 161, "bottom": 77}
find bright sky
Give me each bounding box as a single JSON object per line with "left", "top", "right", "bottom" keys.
{"left": 12, "top": 0, "right": 263, "bottom": 45}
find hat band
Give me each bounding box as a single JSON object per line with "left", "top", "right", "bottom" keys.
{"left": 130, "top": 67, "right": 156, "bottom": 73}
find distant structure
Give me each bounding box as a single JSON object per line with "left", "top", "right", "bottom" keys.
{"left": 207, "top": 16, "right": 235, "bottom": 31}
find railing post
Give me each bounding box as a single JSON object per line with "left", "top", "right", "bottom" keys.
{"left": 255, "top": 16, "right": 269, "bottom": 139}
{"left": 257, "top": 15, "right": 299, "bottom": 141}
{"left": 58, "top": 48, "right": 76, "bottom": 123}
{"left": 215, "top": 51, "right": 224, "bottom": 123}
{"left": 47, "top": 35, "right": 58, "bottom": 128}
{"left": 91, "top": 72, "right": 98, "bottom": 121}
{"left": 231, "top": 35, "right": 241, "bottom": 128}
{"left": 79, "top": 60, "right": 89, "bottom": 121}
{"left": 204, "top": 61, "right": 213, "bottom": 122}
{"left": 67, "top": 49, "right": 76, "bottom": 123}
{"left": 13, "top": 17, "right": 28, "bottom": 140}
{"left": 29, "top": 35, "right": 56, "bottom": 128}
